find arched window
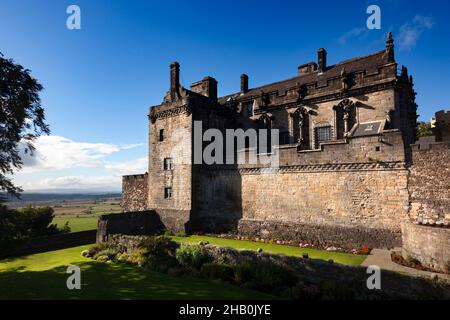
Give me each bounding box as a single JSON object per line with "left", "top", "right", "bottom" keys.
{"left": 333, "top": 99, "right": 357, "bottom": 139}
{"left": 292, "top": 107, "right": 311, "bottom": 150}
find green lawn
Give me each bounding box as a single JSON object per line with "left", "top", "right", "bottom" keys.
{"left": 0, "top": 245, "right": 274, "bottom": 300}
{"left": 53, "top": 215, "right": 98, "bottom": 233}
{"left": 171, "top": 235, "right": 367, "bottom": 266}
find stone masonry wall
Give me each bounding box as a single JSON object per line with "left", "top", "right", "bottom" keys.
{"left": 402, "top": 223, "right": 450, "bottom": 273}
{"left": 238, "top": 168, "right": 408, "bottom": 248}
{"left": 408, "top": 142, "right": 450, "bottom": 226}
{"left": 148, "top": 110, "right": 192, "bottom": 211}
{"left": 122, "top": 174, "right": 148, "bottom": 212}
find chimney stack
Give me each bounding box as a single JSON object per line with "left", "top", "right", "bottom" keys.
{"left": 170, "top": 62, "right": 180, "bottom": 100}
{"left": 317, "top": 48, "right": 327, "bottom": 73}
{"left": 240, "top": 74, "right": 249, "bottom": 94}
{"left": 190, "top": 76, "right": 218, "bottom": 102}
{"left": 203, "top": 76, "right": 218, "bottom": 102}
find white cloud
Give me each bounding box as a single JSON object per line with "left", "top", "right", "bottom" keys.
{"left": 398, "top": 15, "right": 434, "bottom": 51}
{"left": 338, "top": 27, "right": 367, "bottom": 45}
{"left": 105, "top": 157, "right": 148, "bottom": 176}
{"left": 19, "top": 175, "right": 121, "bottom": 192}
{"left": 13, "top": 135, "right": 147, "bottom": 192}
{"left": 18, "top": 135, "right": 142, "bottom": 172}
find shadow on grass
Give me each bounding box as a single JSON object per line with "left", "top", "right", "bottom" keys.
{"left": 0, "top": 261, "right": 274, "bottom": 300}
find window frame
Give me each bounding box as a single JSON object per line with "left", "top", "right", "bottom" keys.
{"left": 164, "top": 187, "right": 172, "bottom": 199}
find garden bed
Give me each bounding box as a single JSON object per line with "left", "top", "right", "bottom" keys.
{"left": 93, "top": 235, "right": 450, "bottom": 300}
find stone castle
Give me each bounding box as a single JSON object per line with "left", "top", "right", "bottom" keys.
{"left": 100, "top": 33, "right": 449, "bottom": 272}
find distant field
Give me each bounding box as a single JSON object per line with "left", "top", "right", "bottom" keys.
{"left": 53, "top": 215, "right": 100, "bottom": 232}
{"left": 52, "top": 202, "right": 122, "bottom": 232}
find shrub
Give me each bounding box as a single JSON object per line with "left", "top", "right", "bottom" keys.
{"left": 93, "top": 247, "right": 119, "bottom": 261}
{"left": 233, "top": 263, "right": 254, "bottom": 285}
{"left": 60, "top": 221, "right": 71, "bottom": 234}
{"left": 127, "top": 248, "right": 147, "bottom": 266}
{"left": 200, "top": 263, "right": 234, "bottom": 282}
{"left": 405, "top": 256, "right": 422, "bottom": 269}
{"left": 234, "top": 261, "right": 296, "bottom": 293}
{"left": 176, "top": 245, "right": 211, "bottom": 269}
{"left": 87, "top": 242, "right": 115, "bottom": 258}
{"left": 320, "top": 281, "right": 354, "bottom": 300}
{"left": 146, "top": 255, "right": 179, "bottom": 273}
{"left": 116, "top": 252, "right": 129, "bottom": 263}
{"left": 139, "top": 236, "right": 178, "bottom": 258}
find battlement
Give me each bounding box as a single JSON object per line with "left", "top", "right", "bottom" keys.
{"left": 123, "top": 173, "right": 148, "bottom": 181}
{"left": 411, "top": 141, "right": 450, "bottom": 151}
{"left": 435, "top": 109, "right": 450, "bottom": 123}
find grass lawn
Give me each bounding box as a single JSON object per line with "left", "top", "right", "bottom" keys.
{"left": 0, "top": 245, "right": 274, "bottom": 300}
{"left": 53, "top": 215, "right": 99, "bottom": 233}
{"left": 171, "top": 235, "right": 367, "bottom": 266}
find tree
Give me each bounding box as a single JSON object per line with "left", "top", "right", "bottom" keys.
{"left": 416, "top": 121, "right": 433, "bottom": 138}
{"left": 0, "top": 52, "right": 50, "bottom": 199}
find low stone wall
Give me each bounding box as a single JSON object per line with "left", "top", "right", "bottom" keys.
{"left": 0, "top": 230, "right": 96, "bottom": 259}
{"left": 154, "top": 209, "right": 191, "bottom": 234}
{"left": 402, "top": 222, "right": 450, "bottom": 273}
{"left": 238, "top": 219, "right": 401, "bottom": 249}
{"left": 97, "top": 211, "right": 165, "bottom": 243}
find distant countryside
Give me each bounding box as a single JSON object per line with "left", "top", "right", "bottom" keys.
{"left": 5, "top": 193, "right": 122, "bottom": 233}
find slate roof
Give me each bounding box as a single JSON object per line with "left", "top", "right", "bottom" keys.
{"left": 218, "top": 49, "right": 390, "bottom": 104}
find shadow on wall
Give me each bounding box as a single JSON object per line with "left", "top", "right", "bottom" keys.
{"left": 97, "top": 211, "right": 166, "bottom": 242}
{"left": 188, "top": 163, "right": 243, "bottom": 234}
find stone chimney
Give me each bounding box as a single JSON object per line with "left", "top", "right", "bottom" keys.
{"left": 317, "top": 48, "right": 327, "bottom": 73}
{"left": 170, "top": 62, "right": 180, "bottom": 100}
{"left": 241, "top": 74, "right": 249, "bottom": 94}
{"left": 298, "top": 62, "right": 317, "bottom": 76}
{"left": 203, "top": 76, "right": 217, "bottom": 102}
{"left": 190, "top": 76, "right": 218, "bottom": 102}
{"left": 385, "top": 32, "right": 395, "bottom": 63}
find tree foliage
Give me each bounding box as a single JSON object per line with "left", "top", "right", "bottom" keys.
{"left": 0, "top": 205, "right": 63, "bottom": 242}
{"left": 416, "top": 121, "right": 433, "bottom": 138}
{"left": 0, "top": 52, "right": 50, "bottom": 198}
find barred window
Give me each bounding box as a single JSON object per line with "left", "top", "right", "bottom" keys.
{"left": 164, "top": 187, "right": 172, "bottom": 199}
{"left": 315, "top": 126, "right": 332, "bottom": 147}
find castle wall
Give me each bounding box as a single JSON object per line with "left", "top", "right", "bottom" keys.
{"left": 402, "top": 223, "right": 450, "bottom": 273}
{"left": 187, "top": 132, "right": 409, "bottom": 248}
{"left": 238, "top": 167, "right": 408, "bottom": 248}
{"left": 122, "top": 174, "right": 148, "bottom": 212}
{"left": 408, "top": 142, "right": 450, "bottom": 226}
{"left": 191, "top": 168, "right": 242, "bottom": 232}
{"left": 147, "top": 107, "right": 193, "bottom": 232}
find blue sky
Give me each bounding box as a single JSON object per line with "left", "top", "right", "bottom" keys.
{"left": 1, "top": 0, "right": 449, "bottom": 192}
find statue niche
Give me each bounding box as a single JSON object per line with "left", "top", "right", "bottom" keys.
{"left": 292, "top": 107, "right": 311, "bottom": 150}
{"left": 333, "top": 99, "right": 357, "bottom": 139}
